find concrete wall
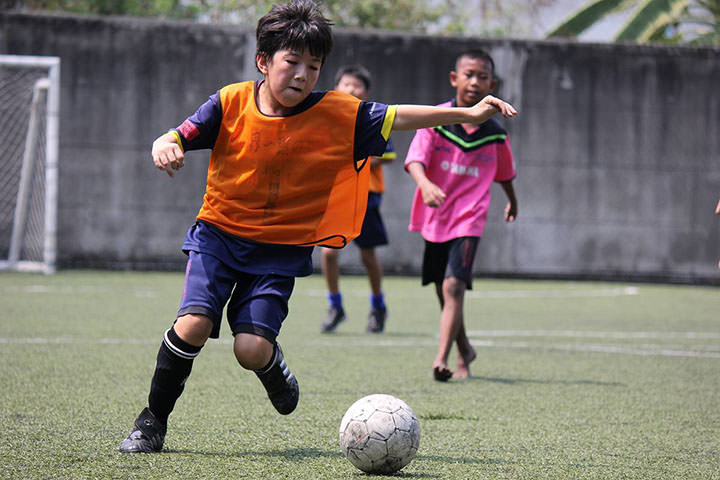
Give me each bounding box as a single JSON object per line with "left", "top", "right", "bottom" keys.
{"left": 1, "top": 12, "right": 719, "bottom": 283}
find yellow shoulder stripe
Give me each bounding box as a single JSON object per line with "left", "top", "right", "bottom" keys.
{"left": 380, "top": 105, "right": 397, "bottom": 141}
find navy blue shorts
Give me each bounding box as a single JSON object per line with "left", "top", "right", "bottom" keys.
{"left": 354, "top": 192, "right": 388, "bottom": 249}
{"left": 421, "top": 237, "right": 480, "bottom": 290}
{"left": 177, "top": 250, "right": 295, "bottom": 341}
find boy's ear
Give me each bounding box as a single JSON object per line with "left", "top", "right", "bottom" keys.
{"left": 449, "top": 70, "right": 458, "bottom": 88}
{"left": 256, "top": 53, "right": 269, "bottom": 75}
{"left": 490, "top": 77, "right": 498, "bottom": 92}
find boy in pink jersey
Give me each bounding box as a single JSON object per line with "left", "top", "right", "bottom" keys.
{"left": 405, "top": 49, "right": 518, "bottom": 381}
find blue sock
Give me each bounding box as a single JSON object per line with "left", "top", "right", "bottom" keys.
{"left": 370, "top": 292, "right": 386, "bottom": 311}
{"left": 328, "top": 292, "right": 343, "bottom": 311}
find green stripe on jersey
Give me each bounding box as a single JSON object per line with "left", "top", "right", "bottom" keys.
{"left": 434, "top": 126, "right": 506, "bottom": 149}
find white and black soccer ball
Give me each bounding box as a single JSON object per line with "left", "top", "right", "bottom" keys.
{"left": 338, "top": 393, "right": 421, "bottom": 474}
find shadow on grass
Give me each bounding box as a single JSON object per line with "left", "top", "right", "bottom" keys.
{"left": 469, "top": 376, "right": 625, "bottom": 387}
{"left": 165, "top": 446, "right": 336, "bottom": 459}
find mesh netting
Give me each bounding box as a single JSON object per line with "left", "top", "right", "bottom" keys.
{"left": 0, "top": 66, "right": 49, "bottom": 262}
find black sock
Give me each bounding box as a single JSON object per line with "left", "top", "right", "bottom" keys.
{"left": 255, "top": 343, "right": 278, "bottom": 374}
{"left": 147, "top": 327, "right": 202, "bottom": 424}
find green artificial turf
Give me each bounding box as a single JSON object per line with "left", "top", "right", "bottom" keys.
{"left": 1, "top": 271, "right": 718, "bottom": 479}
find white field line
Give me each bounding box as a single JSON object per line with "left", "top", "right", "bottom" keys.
{"left": 301, "top": 287, "right": 639, "bottom": 299}
{"left": 0, "top": 285, "right": 159, "bottom": 298}
{"left": 0, "top": 285, "right": 639, "bottom": 300}
{"left": 466, "top": 330, "right": 720, "bottom": 339}
{"left": 2, "top": 334, "right": 720, "bottom": 358}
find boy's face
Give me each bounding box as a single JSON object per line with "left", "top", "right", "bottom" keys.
{"left": 256, "top": 48, "right": 322, "bottom": 113}
{"left": 449, "top": 56, "right": 496, "bottom": 108}
{"left": 335, "top": 74, "right": 368, "bottom": 100}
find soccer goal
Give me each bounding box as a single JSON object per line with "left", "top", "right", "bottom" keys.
{"left": 0, "top": 55, "right": 60, "bottom": 274}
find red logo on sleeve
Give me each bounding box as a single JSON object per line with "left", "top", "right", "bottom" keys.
{"left": 178, "top": 119, "right": 200, "bottom": 142}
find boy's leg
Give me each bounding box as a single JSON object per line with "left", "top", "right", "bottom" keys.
{"left": 120, "top": 314, "right": 213, "bottom": 453}
{"left": 234, "top": 334, "right": 299, "bottom": 415}
{"left": 356, "top": 197, "right": 389, "bottom": 333}
{"left": 321, "top": 246, "right": 341, "bottom": 294}
{"left": 227, "top": 273, "right": 299, "bottom": 415}
{"left": 454, "top": 323, "right": 477, "bottom": 379}
{"left": 360, "top": 247, "right": 382, "bottom": 295}
{"left": 360, "top": 247, "right": 387, "bottom": 333}
{"left": 433, "top": 282, "right": 444, "bottom": 309}
{"left": 120, "top": 250, "right": 232, "bottom": 453}
{"left": 321, "top": 247, "right": 346, "bottom": 332}
{"left": 432, "top": 237, "right": 479, "bottom": 382}
{"left": 433, "top": 276, "right": 465, "bottom": 381}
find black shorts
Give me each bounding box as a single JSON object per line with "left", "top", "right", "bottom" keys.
{"left": 421, "top": 237, "right": 479, "bottom": 289}
{"left": 354, "top": 192, "right": 388, "bottom": 249}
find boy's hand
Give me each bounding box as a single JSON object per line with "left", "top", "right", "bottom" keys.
{"left": 473, "top": 95, "right": 517, "bottom": 121}
{"left": 504, "top": 200, "right": 517, "bottom": 222}
{"left": 152, "top": 133, "right": 184, "bottom": 177}
{"left": 419, "top": 179, "right": 446, "bottom": 208}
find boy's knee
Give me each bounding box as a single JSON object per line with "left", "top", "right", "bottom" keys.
{"left": 233, "top": 333, "right": 274, "bottom": 370}
{"left": 443, "top": 277, "right": 466, "bottom": 299}
{"left": 359, "top": 247, "right": 376, "bottom": 262}
{"left": 322, "top": 248, "right": 339, "bottom": 261}
{"left": 174, "top": 314, "right": 213, "bottom": 346}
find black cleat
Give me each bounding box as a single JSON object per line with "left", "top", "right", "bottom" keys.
{"left": 255, "top": 343, "right": 299, "bottom": 415}
{"left": 119, "top": 407, "right": 166, "bottom": 453}
{"left": 366, "top": 308, "right": 387, "bottom": 333}
{"left": 321, "top": 306, "right": 346, "bottom": 333}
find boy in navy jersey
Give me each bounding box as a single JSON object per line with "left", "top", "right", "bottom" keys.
{"left": 120, "top": 0, "right": 517, "bottom": 453}
{"left": 321, "top": 65, "right": 396, "bottom": 334}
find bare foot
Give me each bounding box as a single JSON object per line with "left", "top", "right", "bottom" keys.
{"left": 432, "top": 363, "right": 453, "bottom": 382}
{"left": 453, "top": 345, "right": 477, "bottom": 379}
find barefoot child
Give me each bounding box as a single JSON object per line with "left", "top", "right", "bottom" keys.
{"left": 405, "top": 49, "right": 518, "bottom": 381}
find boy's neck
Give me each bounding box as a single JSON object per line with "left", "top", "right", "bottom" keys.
{"left": 256, "top": 80, "right": 293, "bottom": 116}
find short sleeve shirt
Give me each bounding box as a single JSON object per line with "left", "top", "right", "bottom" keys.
{"left": 175, "top": 82, "right": 395, "bottom": 276}
{"left": 404, "top": 100, "right": 515, "bottom": 243}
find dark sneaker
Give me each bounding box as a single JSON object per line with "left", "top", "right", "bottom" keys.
{"left": 119, "top": 407, "right": 166, "bottom": 453}
{"left": 321, "top": 306, "right": 346, "bottom": 333}
{"left": 255, "top": 343, "right": 299, "bottom": 415}
{"left": 366, "top": 308, "right": 387, "bottom": 333}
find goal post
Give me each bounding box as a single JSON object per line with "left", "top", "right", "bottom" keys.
{"left": 0, "top": 55, "right": 60, "bottom": 274}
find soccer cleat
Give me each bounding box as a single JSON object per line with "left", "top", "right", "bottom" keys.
{"left": 321, "top": 306, "right": 346, "bottom": 333}
{"left": 366, "top": 308, "right": 387, "bottom": 333}
{"left": 119, "top": 407, "right": 166, "bottom": 453}
{"left": 255, "top": 343, "right": 299, "bottom": 415}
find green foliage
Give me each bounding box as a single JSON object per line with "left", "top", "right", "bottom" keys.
{"left": 10, "top": 0, "right": 559, "bottom": 37}
{"left": 547, "top": 0, "right": 630, "bottom": 37}
{"left": 615, "top": 0, "right": 690, "bottom": 41}
{"left": 547, "top": 0, "right": 720, "bottom": 45}
{"left": 17, "top": 0, "right": 200, "bottom": 18}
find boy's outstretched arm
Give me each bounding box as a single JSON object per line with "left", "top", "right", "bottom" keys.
{"left": 152, "top": 132, "right": 185, "bottom": 177}
{"left": 392, "top": 95, "right": 516, "bottom": 131}
{"left": 407, "top": 161, "right": 446, "bottom": 208}
{"left": 499, "top": 180, "right": 517, "bottom": 222}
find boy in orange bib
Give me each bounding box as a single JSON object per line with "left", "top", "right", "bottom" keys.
{"left": 120, "top": 0, "right": 517, "bottom": 453}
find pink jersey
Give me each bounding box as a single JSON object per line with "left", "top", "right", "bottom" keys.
{"left": 405, "top": 102, "right": 515, "bottom": 243}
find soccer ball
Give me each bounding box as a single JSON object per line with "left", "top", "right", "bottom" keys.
{"left": 338, "top": 394, "right": 421, "bottom": 474}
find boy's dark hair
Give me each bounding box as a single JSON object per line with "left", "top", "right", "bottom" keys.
{"left": 454, "top": 49, "right": 495, "bottom": 76}
{"left": 256, "top": 0, "right": 333, "bottom": 65}
{"left": 334, "top": 64, "right": 372, "bottom": 91}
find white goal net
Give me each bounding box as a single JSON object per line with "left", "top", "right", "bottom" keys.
{"left": 0, "top": 55, "right": 60, "bottom": 274}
